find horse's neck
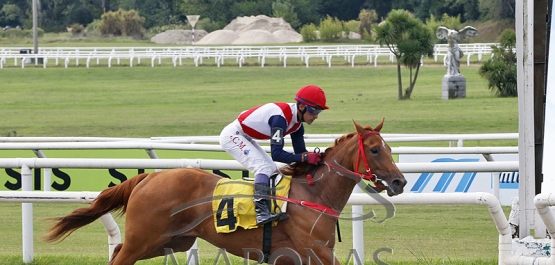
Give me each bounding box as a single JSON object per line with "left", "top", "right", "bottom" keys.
{"left": 299, "top": 143, "right": 359, "bottom": 213}
{"left": 318, "top": 167, "right": 357, "bottom": 213}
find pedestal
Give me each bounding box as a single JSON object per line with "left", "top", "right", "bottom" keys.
{"left": 442, "top": 75, "right": 466, "bottom": 100}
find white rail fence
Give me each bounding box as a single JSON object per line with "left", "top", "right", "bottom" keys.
{"left": 0, "top": 43, "right": 498, "bottom": 69}
{"left": 0, "top": 132, "right": 519, "bottom": 145}
{"left": 0, "top": 133, "right": 533, "bottom": 264}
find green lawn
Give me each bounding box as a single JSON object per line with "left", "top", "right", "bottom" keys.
{"left": 1, "top": 65, "right": 517, "bottom": 139}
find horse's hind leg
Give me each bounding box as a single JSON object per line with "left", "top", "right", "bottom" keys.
{"left": 140, "top": 236, "right": 198, "bottom": 260}
{"left": 109, "top": 237, "right": 170, "bottom": 265}
{"left": 109, "top": 207, "right": 194, "bottom": 263}
{"left": 109, "top": 243, "right": 123, "bottom": 263}
{"left": 108, "top": 220, "right": 172, "bottom": 265}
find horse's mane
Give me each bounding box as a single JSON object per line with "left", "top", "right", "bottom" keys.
{"left": 279, "top": 132, "right": 357, "bottom": 177}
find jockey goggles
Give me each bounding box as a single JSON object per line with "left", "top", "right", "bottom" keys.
{"left": 305, "top": 104, "right": 323, "bottom": 116}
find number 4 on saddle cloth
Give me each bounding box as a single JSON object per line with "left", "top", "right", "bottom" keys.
{"left": 212, "top": 175, "right": 291, "bottom": 233}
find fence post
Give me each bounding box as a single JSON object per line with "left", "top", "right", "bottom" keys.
{"left": 352, "top": 184, "right": 364, "bottom": 262}
{"left": 21, "top": 165, "right": 34, "bottom": 263}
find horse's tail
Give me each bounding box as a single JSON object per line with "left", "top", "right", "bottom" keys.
{"left": 43, "top": 172, "right": 151, "bottom": 243}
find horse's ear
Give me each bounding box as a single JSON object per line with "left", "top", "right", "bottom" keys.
{"left": 352, "top": 120, "right": 366, "bottom": 135}
{"left": 374, "top": 118, "right": 385, "bottom": 132}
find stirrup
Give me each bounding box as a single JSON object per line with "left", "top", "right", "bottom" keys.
{"left": 256, "top": 212, "right": 289, "bottom": 226}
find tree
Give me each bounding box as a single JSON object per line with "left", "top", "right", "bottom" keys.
{"left": 358, "top": 9, "right": 377, "bottom": 40}
{"left": 478, "top": 29, "right": 517, "bottom": 97}
{"left": 177, "top": 0, "right": 235, "bottom": 28}
{"left": 478, "top": 0, "right": 515, "bottom": 20}
{"left": 462, "top": 0, "right": 480, "bottom": 21}
{"left": 362, "top": 0, "right": 392, "bottom": 21}
{"left": 288, "top": 0, "right": 322, "bottom": 26}
{"left": 374, "top": 9, "right": 435, "bottom": 100}
{"left": 321, "top": 0, "right": 365, "bottom": 21}
{"left": 36, "top": 0, "right": 76, "bottom": 31}
{"left": 425, "top": 13, "right": 462, "bottom": 43}
{"left": 66, "top": 5, "right": 95, "bottom": 26}
{"left": 272, "top": 0, "right": 300, "bottom": 30}
{"left": 134, "top": 0, "right": 175, "bottom": 29}
{"left": 0, "top": 4, "right": 23, "bottom": 27}
{"left": 230, "top": 0, "right": 273, "bottom": 19}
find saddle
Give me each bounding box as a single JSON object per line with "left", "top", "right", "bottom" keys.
{"left": 211, "top": 174, "right": 291, "bottom": 233}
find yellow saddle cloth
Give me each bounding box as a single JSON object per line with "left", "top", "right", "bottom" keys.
{"left": 212, "top": 176, "right": 291, "bottom": 233}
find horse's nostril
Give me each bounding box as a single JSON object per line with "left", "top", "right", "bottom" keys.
{"left": 392, "top": 178, "right": 406, "bottom": 188}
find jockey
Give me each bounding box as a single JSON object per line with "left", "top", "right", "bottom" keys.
{"left": 219, "top": 85, "right": 329, "bottom": 225}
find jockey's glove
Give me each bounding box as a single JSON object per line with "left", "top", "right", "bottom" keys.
{"left": 306, "top": 153, "right": 321, "bottom": 165}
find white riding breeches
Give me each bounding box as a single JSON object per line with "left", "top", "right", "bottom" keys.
{"left": 219, "top": 120, "right": 277, "bottom": 177}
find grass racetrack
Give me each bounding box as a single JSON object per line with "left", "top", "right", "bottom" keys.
{"left": 0, "top": 61, "right": 516, "bottom": 264}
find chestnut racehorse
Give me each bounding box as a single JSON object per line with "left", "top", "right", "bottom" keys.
{"left": 44, "top": 120, "right": 406, "bottom": 264}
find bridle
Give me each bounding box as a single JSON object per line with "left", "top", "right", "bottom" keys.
{"left": 324, "top": 130, "right": 386, "bottom": 191}
{"left": 355, "top": 131, "right": 379, "bottom": 180}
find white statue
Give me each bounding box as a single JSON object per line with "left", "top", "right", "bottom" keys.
{"left": 436, "top": 26, "right": 478, "bottom": 76}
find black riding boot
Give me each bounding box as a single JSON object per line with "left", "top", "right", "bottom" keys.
{"left": 253, "top": 183, "right": 288, "bottom": 226}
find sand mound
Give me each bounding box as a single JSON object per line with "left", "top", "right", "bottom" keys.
{"left": 232, "top": 30, "right": 280, "bottom": 45}
{"left": 150, "top": 29, "right": 208, "bottom": 44}
{"left": 151, "top": 15, "right": 302, "bottom": 45}
{"left": 225, "top": 15, "right": 294, "bottom": 34}
{"left": 273, "top": 29, "right": 302, "bottom": 43}
{"left": 196, "top": 30, "right": 239, "bottom": 45}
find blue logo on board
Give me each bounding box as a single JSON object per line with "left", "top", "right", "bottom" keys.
{"left": 411, "top": 158, "right": 480, "bottom": 193}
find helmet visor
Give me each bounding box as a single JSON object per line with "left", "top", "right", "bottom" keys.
{"left": 305, "top": 105, "right": 323, "bottom": 116}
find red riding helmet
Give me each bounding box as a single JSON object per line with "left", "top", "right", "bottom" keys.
{"left": 294, "top": 85, "right": 329, "bottom": 110}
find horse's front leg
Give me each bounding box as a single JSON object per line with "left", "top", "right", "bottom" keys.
{"left": 304, "top": 246, "right": 341, "bottom": 265}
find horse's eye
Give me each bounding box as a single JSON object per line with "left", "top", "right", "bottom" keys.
{"left": 370, "top": 148, "right": 379, "bottom": 154}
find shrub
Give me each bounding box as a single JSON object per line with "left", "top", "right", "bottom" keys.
{"left": 343, "top": 20, "right": 359, "bottom": 36}
{"left": 98, "top": 11, "right": 122, "bottom": 36}
{"left": 98, "top": 9, "right": 145, "bottom": 38}
{"left": 300, "top": 23, "right": 318, "bottom": 42}
{"left": 69, "top": 23, "right": 85, "bottom": 35}
{"left": 37, "top": 28, "right": 44, "bottom": 37}
{"left": 121, "top": 9, "right": 145, "bottom": 38}
{"left": 85, "top": 19, "right": 102, "bottom": 34}
{"left": 0, "top": 27, "right": 43, "bottom": 39}
{"left": 319, "top": 15, "right": 342, "bottom": 42}
{"left": 196, "top": 18, "right": 223, "bottom": 33}
{"left": 478, "top": 29, "right": 517, "bottom": 97}
{"left": 362, "top": 28, "right": 373, "bottom": 42}
{"left": 0, "top": 28, "right": 23, "bottom": 38}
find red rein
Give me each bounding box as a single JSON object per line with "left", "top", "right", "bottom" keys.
{"left": 311, "top": 130, "right": 385, "bottom": 190}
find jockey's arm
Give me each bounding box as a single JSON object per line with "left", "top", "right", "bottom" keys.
{"left": 289, "top": 126, "right": 307, "bottom": 154}
{"left": 268, "top": 115, "right": 304, "bottom": 164}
